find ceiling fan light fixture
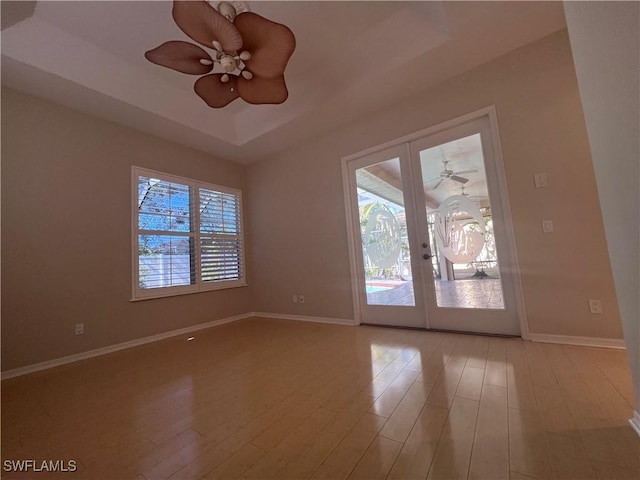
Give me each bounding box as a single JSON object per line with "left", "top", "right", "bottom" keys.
{"left": 220, "top": 55, "right": 238, "bottom": 72}
{"left": 146, "top": 0, "right": 295, "bottom": 108}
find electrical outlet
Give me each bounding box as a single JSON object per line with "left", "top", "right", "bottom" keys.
{"left": 542, "top": 220, "right": 554, "bottom": 233}
{"left": 292, "top": 295, "right": 298, "bottom": 303}
{"left": 75, "top": 323, "right": 84, "bottom": 335}
{"left": 589, "top": 300, "right": 603, "bottom": 314}
{"left": 298, "top": 295, "right": 305, "bottom": 304}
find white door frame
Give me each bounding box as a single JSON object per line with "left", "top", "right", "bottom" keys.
{"left": 343, "top": 144, "right": 428, "bottom": 328}
{"left": 341, "top": 106, "right": 530, "bottom": 339}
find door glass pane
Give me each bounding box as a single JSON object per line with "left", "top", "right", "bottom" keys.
{"left": 356, "top": 158, "right": 415, "bottom": 306}
{"left": 418, "top": 134, "right": 505, "bottom": 309}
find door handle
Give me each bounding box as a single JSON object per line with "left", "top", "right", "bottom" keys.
{"left": 423, "top": 253, "right": 432, "bottom": 260}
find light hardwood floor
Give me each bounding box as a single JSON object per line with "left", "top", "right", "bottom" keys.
{"left": 2, "top": 317, "right": 638, "bottom": 479}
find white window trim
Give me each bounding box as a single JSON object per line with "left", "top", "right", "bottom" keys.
{"left": 131, "top": 166, "right": 247, "bottom": 301}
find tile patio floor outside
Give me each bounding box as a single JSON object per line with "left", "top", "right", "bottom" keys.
{"left": 366, "top": 278, "right": 504, "bottom": 309}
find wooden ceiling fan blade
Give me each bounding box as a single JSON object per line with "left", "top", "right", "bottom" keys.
{"left": 194, "top": 74, "right": 240, "bottom": 108}
{"left": 234, "top": 12, "right": 296, "bottom": 79}
{"left": 450, "top": 175, "right": 469, "bottom": 184}
{"left": 237, "top": 74, "right": 288, "bottom": 104}
{"left": 173, "top": 1, "right": 242, "bottom": 52}
{"left": 145, "top": 41, "right": 213, "bottom": 75}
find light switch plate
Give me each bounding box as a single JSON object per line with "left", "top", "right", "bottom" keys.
{"left": 534, "top": 173, "right": 548, "bottom": 188}
{"left": 589, "top": 300, "right": 603, "bottom": 314}
{"left": 542, "top": 220, "right": 554, "bottom": 233}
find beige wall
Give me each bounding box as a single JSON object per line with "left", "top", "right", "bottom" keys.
{"left": 1, "top": 88, "right": 250, "bottom": 370}
{"left": 1, "top": 28, "right": 625, "bottom": 372}
{"left": 247, "top": 30, "right": 623, "bottom": 339}
{"left": 564, "top": 1, "right": 639, "bottom": 418}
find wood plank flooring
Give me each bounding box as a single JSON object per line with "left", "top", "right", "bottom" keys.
{"left": 1, "top": 317, "right": 638, "bottom": 479}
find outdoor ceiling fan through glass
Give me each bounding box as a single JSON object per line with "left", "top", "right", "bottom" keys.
{"left": 145, "top": 1, "right": 296, "bottom": 108}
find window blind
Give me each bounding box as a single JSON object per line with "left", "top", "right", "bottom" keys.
{"left": 199, "top": 188, "right": 243, "bottom": 282}
{"left": 133, "top": 168, "right": 245, "bottom": 299}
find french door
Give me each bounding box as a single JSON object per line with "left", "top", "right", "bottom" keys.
{"left": 344, "top": 112, "right": 522, "bottom": 335}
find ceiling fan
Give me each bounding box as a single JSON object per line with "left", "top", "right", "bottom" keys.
{"left": 426, "top": 161, "right": 478, "bottom": 190}
{"left": 145, "top": 1, "right": 296, "bottom": 108}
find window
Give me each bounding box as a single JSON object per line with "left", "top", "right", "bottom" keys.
{"left": 132, "top": 167, "right": 246, "bottom": 300}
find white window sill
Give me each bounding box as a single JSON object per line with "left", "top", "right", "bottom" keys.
{"left": 130, "top": 282, "right": 248, "bottom": 302}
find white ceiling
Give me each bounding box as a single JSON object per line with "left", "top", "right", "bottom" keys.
{"left": 1, "top": 1, "right": 567, "bottom": 164}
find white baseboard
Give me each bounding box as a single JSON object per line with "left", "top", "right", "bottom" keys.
{"left": 529, "top": 333, "right": 626, "bottom": 349}
{"left": 630, "top": 411, "right": 640, "bottom": 438}
{"left": 1, "top": 312, "right": 354, "bottom": 379}
{"left": 7, "top": 314, "right": 625, "bottom": 380}
{"left": 1, "top": 313, "right": 253, "bottom": 380}
{"left": 251, "top": 312, "right": 356, "bottom": 326}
